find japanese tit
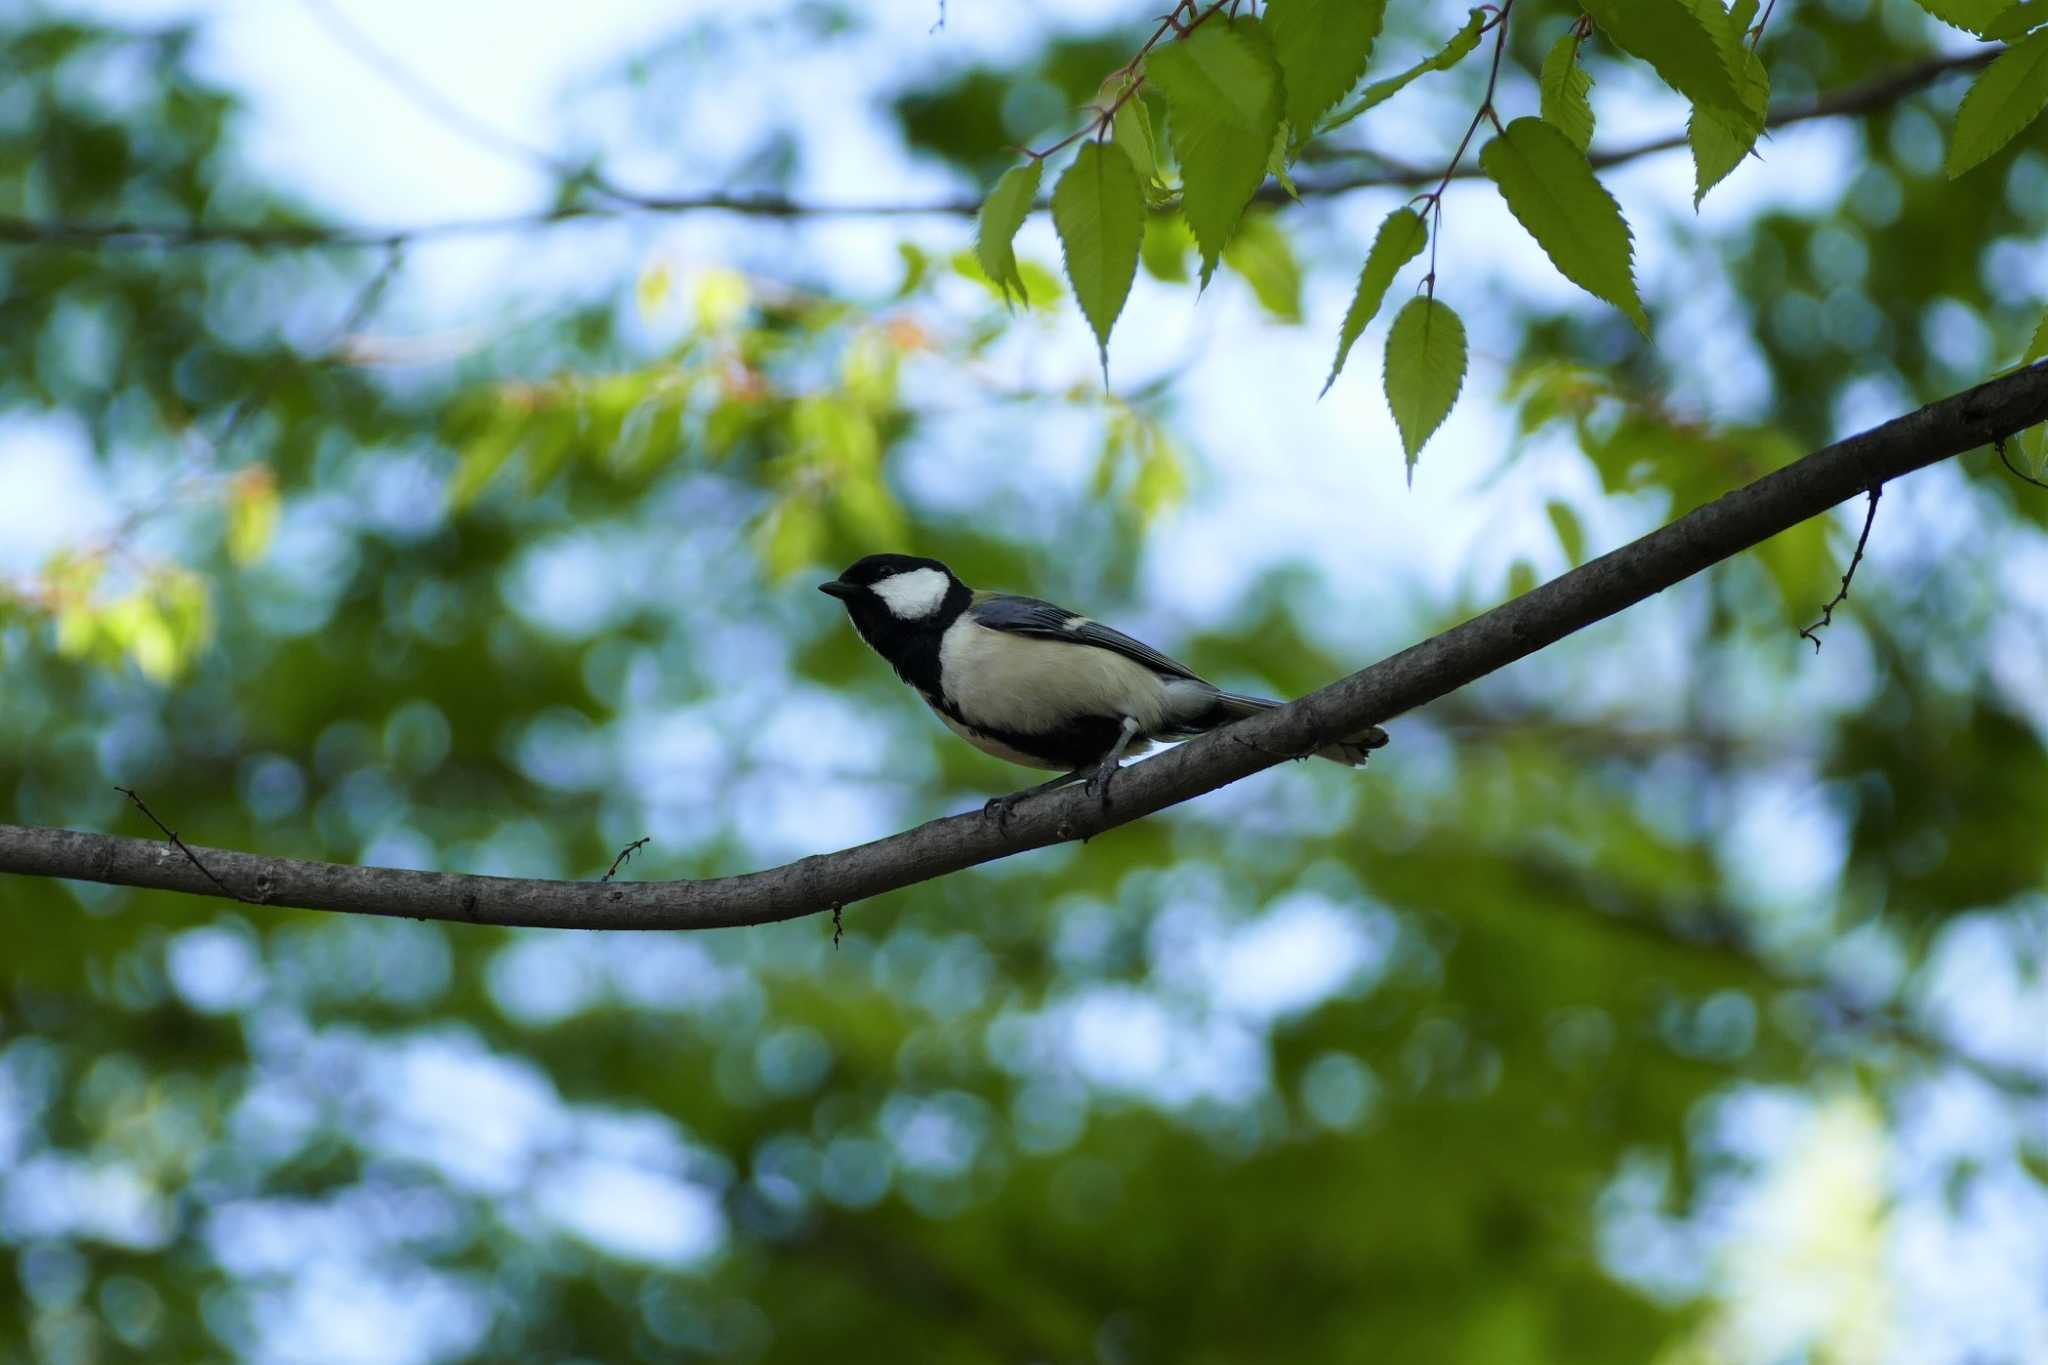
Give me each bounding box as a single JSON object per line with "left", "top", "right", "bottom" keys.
{"left": 819, "top": 554, "right": 1386, "bottom": 818}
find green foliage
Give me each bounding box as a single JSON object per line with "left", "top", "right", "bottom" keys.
{"left": 1910, "top": 0, "right": 2026, "bottom": 34}
{"left": 1264, "top": 0, "right": 1388, "bottom": 134}
{"left": 1539, "top": 32, "right": 1597, "bottom": 154}
{"left": 975, "top": 160, "right": 1044, "bottom": 307}
{"left": 1481, "top": 118, "right": 1649, "bottom": 334}
{"left": 1221, "top": 211, "right": 1304, "bottom": 322}
{"left": 1053, "top": 140, "right": 1145, "bottom": 374}
{"left": 1985, "top": 0, "right": 2048, "bottom": 38}
{"left": 1321, "top": 7, "right": 1487, "bottom": 134}
{"left": 1383, "top": 295, "right": 1467, "bottom": 473}
{"left": 1684, "top": 0, "right": 1770, "bottom": 204}
{"left": 1579, "top": 0, "right": 1746, "bottom": 123}
{"left": 1945, "top": 28, "right": 2048, "bottom": 178}
{"left": 1144, "top": 17, "right": 1284, "bottom": 284}
{"left": 1325, "top": 207, "right": 1428, "bottom": 394}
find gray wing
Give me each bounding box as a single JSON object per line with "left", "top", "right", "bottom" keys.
{"left": 969, "top": 593, "right": 1204, "bottom": 682}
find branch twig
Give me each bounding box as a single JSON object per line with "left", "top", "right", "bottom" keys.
{"left": 113, "top": 787, "right": 247, "bottom": 904}
{"left": 1799, "top": 483, "right": 1881, "bottom": 652}
{"left": 600, "top": 837, "right": 650, "bottom": 883}
{"left": 3, "top": 363, "right": 2039, "bottom": 934}
{"left": 0, "top": 52, "right": 1991, "bottom": 251}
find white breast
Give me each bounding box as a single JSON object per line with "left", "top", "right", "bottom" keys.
{"left": 937, "top": 617, "right": 1175, "bottom": 736}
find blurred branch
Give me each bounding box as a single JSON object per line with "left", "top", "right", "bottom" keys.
{"left": 5, "top": 363, "right": 2047, "bottom": 935}
{"left": 0, "top": 50, "right": 1992, "bottom": 251}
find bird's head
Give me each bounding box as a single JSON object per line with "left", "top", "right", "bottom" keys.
{"left": 819, "top": 555, "right": 969, "bottom": 642}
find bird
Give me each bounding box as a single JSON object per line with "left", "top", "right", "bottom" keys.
{"left": 818, "top": 553, "right": 1387, "bottom": 821}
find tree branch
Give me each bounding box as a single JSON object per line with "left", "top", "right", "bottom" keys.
{"left": 0, "top": 51, "right": 1991, "bottom": 251}
{"left": 4, "top": 363, "right": 2045, "bottom": 930}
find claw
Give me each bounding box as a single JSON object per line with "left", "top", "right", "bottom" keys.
{"left": 983, "top": 793, "right": 1020, "bottom": 830}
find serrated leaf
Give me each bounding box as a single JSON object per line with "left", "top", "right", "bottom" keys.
{"left": 1106, "top": 79, "right": 1163, "bottom": 191}
{"left": 1322, "top": 8, "right": 1486, "bottom": 134}
{"left": 1947, "top": 29, "right": 2048, "bottom": 178}
{"left": 1324, "top": 207, "right": 1427, "bottom": 393}
{"left": 1222, "top": 213, "right": 1302, "bottom": 323}
{"left": 2025, "top": 309, "right": 2048, "bottom": 365}
{"left": 1539, "top": 33, "right": 1596, "bottom": 153}
{"left": 1146, "top": 18, "right": 1284, "bottom": 284}
{"left": 1911, "top": 0, "right": 2023, "bottom": 34}
{"left": 1264, "top": 0, "right": 1388, "bottom": 131}
{"left": 975, "top": 161, "right": 1044, "bottom": 308}
{"left": 1267, "top": 123, "right": 1300, "bottom": 200}
{"left": 1383, "top": 296, "right": 1466, "bottom": 473}
{"left": 1580, "top": 0, "right": 1745, "bottom": 122}
{"left": 1986, "top": 0, "right": 2048, "bottom": 39}
{"left": 1052, "top": 140, "right": 1144, "bottom": 376}
{"left": 1683, "top": 0, "right": 1769, "bottom": 203}
{"left": 1480, "top": 117, "right": 1649, "bottom": 334}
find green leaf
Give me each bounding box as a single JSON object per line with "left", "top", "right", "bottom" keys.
{"left": 1322, "top": 8, "right": 1486, "bottom": 134}
{"left": 1383, "top": 296, "right": 1466, "bottom": 474}
{"left": 1947, "top": 29, "right": 2048, "bottom": 178}
{"left": 1986, "top": 0, "right": 2048, "bottom": 39}
{"left": 1579, "top": 0, "right": 1745, "bottom": 121}
{"left": 1539, "top": 33, "right": 1596, "bottom": 154}
{"left": 1547, "top": 499, "right": 1586, "bottom": 565}
{"left": 1106, "top": 79, "right": 1164, "bottom": 193}
{"left": 1146, "top": 18, "right": 1285, "bottom": 284}
{"left": 1324, "top": 207, "right": 1427, "bottom": 394}
{"left": 1052, "top": 140, "right": 1145, "bottom": 376}
{"left": 2025, "top": 309, "right": 2048, "bottom": 365}
{"left": 1682, "top": 0, "right": 1769, "bottom": 203}
{"left": 1480, "top": 117, "right": 1649, "bottom": 334}
{"left": 1911, "top": 0, "right": 2023, "bottom": 34}
{"left": 1141, "top": 212, "right": 1193, "bottom": 283}
{"left": 1264, "top": 0, "right": 1388, "bottom": 132}
{"left": 975, "top": 160, "right": 1044, "bottom": 307}
{"left": 1222, "top": 213, "right": 1303, "bottom": 322}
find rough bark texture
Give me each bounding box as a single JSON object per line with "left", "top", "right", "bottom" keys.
{"left": 4, "top": 362, "right": 2045, "bottom": 931}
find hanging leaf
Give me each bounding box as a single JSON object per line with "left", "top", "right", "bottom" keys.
{"left": 2025, "top": 309, "right": 2048, "bottom": 365}
{"left": 1141, "top": 212, "right": 1193, "bottom": 283}
{"left": 1682, "top": 0, "right": 1769, "bottom": 204}
{"left": 1052, "top": 140, "right": 1145, "bottom": 377}
{"left": 1383, "top": 296, "right": 1467, "bottom": 475}
{"left": 1264, "top": 0, "right": 1388, "bottom": 132}
{"left": 1947, "top": 29, "right": 2048, "bottom": 179}
{"left": 1910, "top": 0, "right": 2025, "bottom": 34}
{"left": 1145, "top": 18, "right": 1284, "bottom": 284}
{"left": 1539, "top": 32, "right": 1596, "bottom": 153}
{"left": 1481, "top": 117, "right": 1649, "bottom": 334}
{"left": 1325, "top": 207, "right": 1428, "bottom": 394}
{"left": 1579, "top": 0, "right": 1746, "bottom": 123}
{"left": 1321, "top": 8, "right": 1486, "bottom": 134}
{"left": 1105, "top": 77, "right": 1164, "bottom": 194}
{"left": 975, "top": 161, "right": 1044, "bottom": 308}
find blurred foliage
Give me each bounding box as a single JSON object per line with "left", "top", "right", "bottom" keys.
{"left": 1, "top": 5, "right": 2046, "bottom": 1365}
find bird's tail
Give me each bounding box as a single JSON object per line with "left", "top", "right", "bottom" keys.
{"left": 1202, "top": 690, "right": 1389, "bottom": 767}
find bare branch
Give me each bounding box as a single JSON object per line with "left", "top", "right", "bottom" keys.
{"left": 0, "top": 51, "right": 1991, "bottom": 251}
{"left": 5, "top": 362, "right": 2044, "bottom": 939}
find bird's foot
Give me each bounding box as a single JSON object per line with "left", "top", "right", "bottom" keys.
{"left": 1083, "top": 757, "right": 1119, "bottom": 807}
{"left": 982, "top": 791, "right": 1025, "bottom": 830}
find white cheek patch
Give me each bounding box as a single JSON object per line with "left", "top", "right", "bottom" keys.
{"left": 873, "top": 567, "right": 950, "bottom": 619}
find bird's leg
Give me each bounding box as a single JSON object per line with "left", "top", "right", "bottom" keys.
{"left": 1083, "top": 716, "right": 1143, "bottom": 807}
{"left": 983, "top": 768, "right": 1089, "bottom": 829}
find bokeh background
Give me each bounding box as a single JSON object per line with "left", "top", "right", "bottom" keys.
{"left": 2, "top": 0, "right": 2046, "bottom": 1361}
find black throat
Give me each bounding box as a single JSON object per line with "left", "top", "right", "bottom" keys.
{"left": 845, "top": 578, "right": 973, "bottom": 695}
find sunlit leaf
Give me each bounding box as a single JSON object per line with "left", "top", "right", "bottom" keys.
{"left": 1481, "top": 117, "right": 1649, "bottom": 334}
{"left": 1383, "top": 295, "right": 1466, "bottom": 474}
{"left": 1321, "top": 8, "right": 1486, "bottom": 133}
{"left": 1910, "top": 0, "right": 2024, "bottom": 34}
{"left": 1145, "top": 17, "right": 1284, "bottom": 283}
{"left": 1222, "top": 212, "right": 1303, "bottom": 323}
{"left": 1946, "top": 29, "right": 2048, "bottom": 178}
{"left": 1580, "top": 0, "right": 1746, "bottom": 122}
{"left": 1325, "top": 207, "right": 1427, "bottom": 394}
{"left": 1264, "top": 0, "right": 1388, "bottom": 132}
{"left": 1052, "top": 140, "right": 1144, "bottom": 376}
{"left": 975, "top": 160, "right": 1045, "bottom": 307}
{"left": 1539, "top": 32, "right": 1596, "bottom": 153}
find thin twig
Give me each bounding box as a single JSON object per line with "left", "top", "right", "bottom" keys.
{"left": 600, "top": 837, "right": 651, "bottom": 883}
{"left": 1799, "top": 484, "right": 1881, "bottom": 652}
{"left": 1997, "top": 434, "right": 2048, "bottom": 490}
{"left": 114, "top": 787, "right": 247, "bottom": 903}
{"left": 1413, "top": 0, "right": 1515, "bottom": 295}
